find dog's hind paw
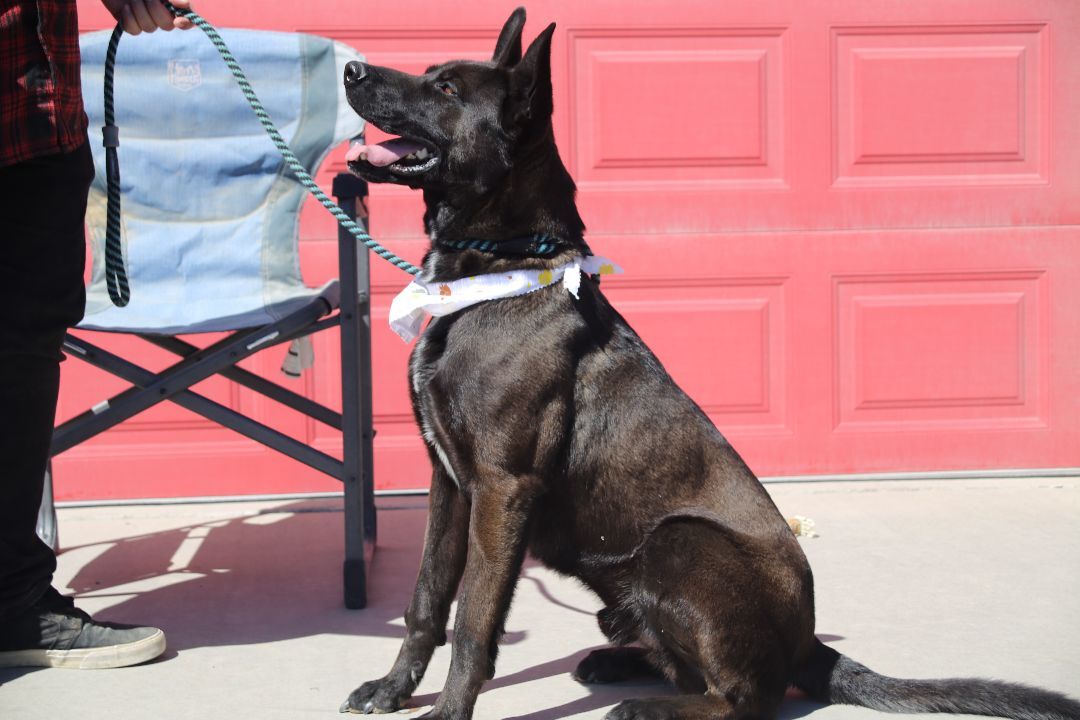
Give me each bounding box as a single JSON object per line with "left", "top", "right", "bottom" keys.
{"left": 605, "top": 699, "right": 675, "bottom": 720}
{"left": 574, "top": 647, "right": 661, "bottom": 685}
{"left": 340, "top": 678, "right": 411, "bottom": 714}
{"left": 606, "top": 696, "right": 736, "bottom": 720}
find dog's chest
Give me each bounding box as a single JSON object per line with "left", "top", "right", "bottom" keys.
{"left": 409, "top": 326, "right": 466, "bottom": 488}
{"left": 407, "top": 294, "right": 580, "bottom": 496}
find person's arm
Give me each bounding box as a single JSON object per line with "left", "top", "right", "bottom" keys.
{"left": 100, "top": 0, "right": 195, "bottom": 35}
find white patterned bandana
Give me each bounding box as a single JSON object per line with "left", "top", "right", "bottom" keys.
{"left": 388, "top": 255, "right": 622, "bottom": 342}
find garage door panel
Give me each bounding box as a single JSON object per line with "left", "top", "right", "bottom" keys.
{"left": 834, "top": 272, "right": 1047, "bottom": 433}
{"left": 816, "top": 227, "right": 1073, "bottom": 477}
{"left": 569, "top": 28, "right": 785, "bottom": 187}
{"left": 608, "top": 278, "right": 788, "bottom": 433}
{"left": 833, "top": 24, "right": 1048, "bottom": 187}
{"left": 590, "top": 228, "right": 1076, "bottom": 479}
{"left": 571, "top": 7, "right": 1079, "bottom": 234}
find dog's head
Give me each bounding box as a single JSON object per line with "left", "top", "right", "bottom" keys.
{"left": 342, "top": 7, "right": 553, "bottom": 192}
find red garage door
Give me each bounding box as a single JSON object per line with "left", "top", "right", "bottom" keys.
{"left": 58, "top": 0, "right": 1080, "bottom": 500}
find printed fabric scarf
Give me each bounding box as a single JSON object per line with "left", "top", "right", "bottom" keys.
{"left": 388, "top": 255, "right": 622, "bottom": 342}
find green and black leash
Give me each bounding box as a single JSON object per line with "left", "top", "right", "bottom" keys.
{"left": 101, "top": 1, "right": 423, "bottom": 307}
{"left": 102, "top": 25, "right": 128, "bottom": 306}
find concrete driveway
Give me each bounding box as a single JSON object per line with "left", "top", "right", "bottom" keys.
{"left": 1, "top": 477, "right": 1077, "bottom": 720}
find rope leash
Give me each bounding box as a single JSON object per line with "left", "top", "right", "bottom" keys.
{"left": 101, "top": 2, "right": 423, "bottom": 306}
{"left": 103, "top": 26, "right": 128, "bottom": 306}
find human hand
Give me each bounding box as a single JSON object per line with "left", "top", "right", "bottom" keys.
{"left": 100, "top": 0, "right": 195, "bottom": 34}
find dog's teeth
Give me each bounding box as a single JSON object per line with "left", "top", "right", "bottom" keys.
{"left": 415, "top": 148, "right": 429, "bottom": 160}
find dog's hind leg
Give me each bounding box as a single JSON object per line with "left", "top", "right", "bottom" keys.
{"left": 617, "top": 518, "right": 807, "bottom": 720}
{"left": 342, "top": 469, "right": 470, "bottom": 714}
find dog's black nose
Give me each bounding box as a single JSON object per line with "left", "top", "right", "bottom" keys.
{"left": 344, "top": 61, "right": 367, "bottom": 86}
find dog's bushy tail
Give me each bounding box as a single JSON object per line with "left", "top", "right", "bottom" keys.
{"left": 793, "top": 639, "right": 1080, "bottom": 720}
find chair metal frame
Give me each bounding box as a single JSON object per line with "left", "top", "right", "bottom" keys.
{"left": 44, "top": 173, "right": 376, "bottom": 609}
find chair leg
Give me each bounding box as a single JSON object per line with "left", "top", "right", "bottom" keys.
{"left": 358, "top": 248, "right": 377, "bottom": 547}
{"left": 36, "top": 461, "right": 59, "bottom": 552}
{"left": 338, "top": 186, "right": 373, "bottom": 610}
{"left": 342, "top": 484, "right": 368, "bottom": 609}
{"left": 341, "top": 289, "right": 371, "bottom": 604}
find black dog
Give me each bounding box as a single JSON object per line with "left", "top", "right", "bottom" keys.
{"left": 339, "top": 8, "right": 1080, "bottom": 720}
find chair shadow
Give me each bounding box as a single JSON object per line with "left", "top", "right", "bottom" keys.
{"left": 16, "top": 499, "right": 438, "bottom": 656}
{"left": 0, "top": 497, "right": 833, "bottom": 718}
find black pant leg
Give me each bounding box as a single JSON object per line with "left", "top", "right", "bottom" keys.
{"left": 0, "top": 142, "right": 92, "bottom": 619}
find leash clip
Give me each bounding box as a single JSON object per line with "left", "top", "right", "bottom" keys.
{"left": 102, "top": 125, "right": 120, "bottom": 148}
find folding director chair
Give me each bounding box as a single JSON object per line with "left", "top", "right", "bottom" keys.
{"left": 40, "top": 28, "right": 377, "bottom": 608}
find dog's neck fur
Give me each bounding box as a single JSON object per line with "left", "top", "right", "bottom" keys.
{"left": 420, "top": 127, "right": 587, "bottom": 282}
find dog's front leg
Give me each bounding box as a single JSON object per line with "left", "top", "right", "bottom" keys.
{"left": 342, "top": 469, "right": 470, "bottom": 714}
{"left": 422, "top": 474, "right": 542, "bottom": 720}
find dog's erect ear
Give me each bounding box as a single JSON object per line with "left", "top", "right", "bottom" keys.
{"left": 510, "top": 22, "right": 556, "bottom": 125}
{"left": 492, "top": 7, "right": 526, "bottom": 67}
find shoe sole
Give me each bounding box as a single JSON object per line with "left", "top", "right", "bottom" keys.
{"left": 0, "top": 629, "right": 166, "bottom": 669}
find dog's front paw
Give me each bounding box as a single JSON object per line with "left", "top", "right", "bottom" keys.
{"left": 340, "top": 677, "right": 410, "bottom": 714}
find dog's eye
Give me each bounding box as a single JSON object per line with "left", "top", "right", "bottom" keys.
{"left": 436, "top": 81, "right": 458, "bottom": 97}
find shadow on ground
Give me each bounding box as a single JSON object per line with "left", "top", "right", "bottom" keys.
{"left": 41, "top": 500, "right": 463, "bottom": 651}
{"left": 0, "top": 498, "right": 828, "bottom": 719}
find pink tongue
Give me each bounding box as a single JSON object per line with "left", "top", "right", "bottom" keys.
{"left": 345, "top": 137, "right": 425, "bottom": 167}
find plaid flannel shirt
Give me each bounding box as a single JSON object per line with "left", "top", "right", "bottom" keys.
{"left": 0, "top": 0, "right": 89, "bottom": 167}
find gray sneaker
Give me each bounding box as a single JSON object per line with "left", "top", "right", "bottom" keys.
{"left": 0, "top": 588, "right": 165, "bottom": 669}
